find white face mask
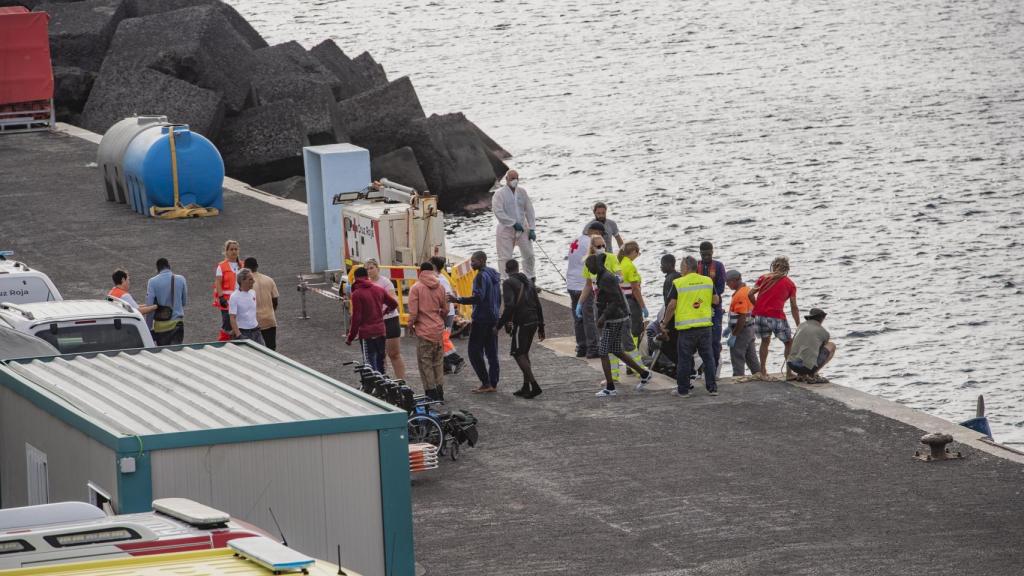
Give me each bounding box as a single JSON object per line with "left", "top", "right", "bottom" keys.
{"left": 508, "top": 179, "right": 519, "bottom": 189}
{"left": 594, "top": 247, "right": 606, "bottom": 255}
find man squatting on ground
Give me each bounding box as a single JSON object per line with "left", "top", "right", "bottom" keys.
{"left": 786, "top": 307, "right": 836, "bottom": 383}
{"left": 408, "top": 261, "right": 449, "bottom": 401}
{"left": 449, "top": 251, "right": 502, "bottom": 393}
{"left": 587, "top": 254, "right": 653, "bottom": 397}
{"left": 346, "top": 266, "right": 398, "bottom": 374}
{"left": 497, "top": 259, "right": 546, "bottom": 398}
{"left": 492, "top": 170, "right": 536, "bottom": 281}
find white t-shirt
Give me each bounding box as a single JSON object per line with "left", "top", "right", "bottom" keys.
{"left": 566, "top": 234, "right": 591, "bottom": 292}
{"left": 228, "top": 289, "right": 258, "bottom": 330}
{"left": 437, "top": 273, "right": 456, "bottom": 316}
{"left": 372, "top": 275, "right": 400, "bottom": 319}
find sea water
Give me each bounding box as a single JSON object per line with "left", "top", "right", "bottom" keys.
{"left": 231, "top": 0, "right": 1024, "bottom": 444}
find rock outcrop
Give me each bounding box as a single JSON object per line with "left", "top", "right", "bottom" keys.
{"left": 32, "top": 0, "right": 509, "bottom": 209}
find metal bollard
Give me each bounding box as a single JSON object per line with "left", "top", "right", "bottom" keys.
{"left": 914, "top": 432, "right": 963, "bottom": 461}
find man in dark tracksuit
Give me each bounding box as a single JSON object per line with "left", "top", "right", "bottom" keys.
{"left": 497, "top": 259, "right": 546, "bottom": 398}
{"left": 450, "top": 251, "right": 502, "bottom": 393}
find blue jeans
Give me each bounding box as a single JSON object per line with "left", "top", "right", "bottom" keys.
{"left": 711, "top": 307, "right": 723, "bottom": 368}
{"left": 468, "top": 321, "right": 500, "bottom": 387}
{"left": 361, "top": 337, "right": 386, "bottom": 374}
{"left": 675, "top": 326, "right": 717, "bottom": 394}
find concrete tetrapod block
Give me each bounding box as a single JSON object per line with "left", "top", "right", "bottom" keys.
{"left": 246, "top": 42, "right": 346, "bottom": 143}
{"left": 123, "top": 0, "right": 267, "bottom": 49}
{"left": 398, "top": 113, "right": 498, "bottom": 212}
{"left": 370, "top": 147, "right": 429, "bottom": 194}
{"left": 36, "top": 0, "right": 127, "bottom": 71}
{"left": 81, "top": 67, "right": 225, "bottom": 138}
{"left": 52, "top": 66, "right": 96, "bottom": 123}
{"left": 353, "top": 52, "right": 388, "bottom": 86}
{"left": 217, "top": 101, "right": 309, "bottom": 186}
{"left": 334, "top": 76, "right": 425, "bottom": 157}
{"left": 100, "top": 5, "right": 256, "bottom": 113}
{"left": 257, "top": 176, "right": 306, "bottom": 203}
{"left": 310, "top": 40, "right": 388, "bottom": 101}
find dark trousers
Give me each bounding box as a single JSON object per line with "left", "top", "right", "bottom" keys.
{"left": 237, "top": 327, "right": 265, "bottom": 346}
{"left": 569, "top": 289, "right": 586, "bottom": 354}
{"left": 152, "top": 322, "right": 184, "bottom": 346}
{"left": 468, "top": 321, "right": 500, "bottom": 387}
{"left": 261, "top": 327, "right": 277, "bottom": 350}
{"left": 711, "top": 307, "right": 723, "bottom": 368}
{"left": 361, "top": 337, "right": 386, "bottom": 374}
{"left": 676, "top": 326, "right": 717, "bottom": 394}
{"left": 582, "top": 294, "right": 599, "bottom": 355}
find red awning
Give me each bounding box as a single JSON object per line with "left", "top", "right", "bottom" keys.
{"left": 0, "top": 8, "right": 54, "bottom": 106}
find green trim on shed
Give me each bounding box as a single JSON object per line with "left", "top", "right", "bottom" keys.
{"left": 123, "top": 412, "right": 408, "bottom": 451}
{"left": 116, "top": 451, "right": 153, "bottom": 513}
{"left": 378, "top": 427, "right": 414, "bottom": 576}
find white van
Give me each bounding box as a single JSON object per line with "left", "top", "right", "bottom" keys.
{"left": 0, "top": 298, "right": 155, "bottom": 354}
{"left": 0, "top": 257, "right": 62, "bottom": 305}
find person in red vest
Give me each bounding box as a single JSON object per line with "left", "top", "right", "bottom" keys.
{"left": 697, "top": 241, "right": 727, "bottom": 370}
{"left": 212, "top": 239, "right": 242, "bottom": 341}
{"left": 108, "top": 269, "right": 156, "bottom": 315}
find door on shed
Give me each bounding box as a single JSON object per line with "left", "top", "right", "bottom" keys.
{"left": 25, "top": 443, "right": 48, "bottom": 505}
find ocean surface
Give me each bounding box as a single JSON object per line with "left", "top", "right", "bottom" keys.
{"left": 230, "top": 0, "right": 1024, "bottom": 444}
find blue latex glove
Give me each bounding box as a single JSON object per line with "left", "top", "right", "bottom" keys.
{"left": 528, "top": 229, "right": 536, "bottom": 241}
{"left": 575, "top": 302, "right": 583, "bottom": 317}
{"left": 513, "top": 223, "right": 524, "bottom": 232}
{"left": 642, "top": 306, "right": 649, "bottom": 318}
{"left": 723, "top": 326, "right": 732, "bottom": 338}
{"left": 727, "top": 335, "right": 737, "bottom": 348}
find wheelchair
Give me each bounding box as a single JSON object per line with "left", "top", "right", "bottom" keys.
{"left": 347, "top": 362, "right": 478, "bottom": 461}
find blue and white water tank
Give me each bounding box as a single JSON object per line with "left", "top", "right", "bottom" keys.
{"left": 98, "top": 119, "right": 225, "bottom": 216}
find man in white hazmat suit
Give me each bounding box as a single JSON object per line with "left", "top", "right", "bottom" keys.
{"left": 492, "top": 169, "right": 536, "bottom": 281}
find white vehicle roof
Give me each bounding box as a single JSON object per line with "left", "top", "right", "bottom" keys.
{"left": 0, "top": 502, "right": 106, "bottom": 531}
{"left": 0, "top": 259, "right": 62, "bottom": 303}
{"left": 0, "top": 325, "right": 59, "bottom": 360}
{"left": 0, "top": 298, "right": 142, "bottom": 328}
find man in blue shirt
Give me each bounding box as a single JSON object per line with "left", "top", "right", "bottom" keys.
{"left": 450, "top": 251, "right": 502, "bottom": 392}
{"left": 697, "top": 241, "right": 727, "bottom": 370}
{"left": 145, "top": 258, "right": 188, "bottom": 346}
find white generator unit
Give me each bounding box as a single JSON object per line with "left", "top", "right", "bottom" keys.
{"left": 338, "top": 179, "right": 447, "bottom": 267}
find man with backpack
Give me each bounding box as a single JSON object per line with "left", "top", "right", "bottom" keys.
{"left": 497, "top": 259, "right": 546, "bottom": 398}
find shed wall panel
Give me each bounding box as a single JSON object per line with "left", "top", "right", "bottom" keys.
{"left": 150, "top": 432, "right": 382, "bottom": 574}
{"left": 0, "top": 387, "right": 117, "bottom": 508}
{"left": 322, "top": 432, "right": 385, "bottom": 576}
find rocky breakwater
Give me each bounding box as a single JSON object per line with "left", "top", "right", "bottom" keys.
{"left": 4, "top": 0, "right": 510, "bottom": 211}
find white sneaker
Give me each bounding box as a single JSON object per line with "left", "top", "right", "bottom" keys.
{"left": 635, "top": 370, "right": 653, "bottom": 391}
{"left": 595, "top": 388, "right": 618, "bottom": 397}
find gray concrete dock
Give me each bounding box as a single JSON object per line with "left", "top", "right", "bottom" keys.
{"left": 2, "top": 129, "right": 1023, "bottom": 575}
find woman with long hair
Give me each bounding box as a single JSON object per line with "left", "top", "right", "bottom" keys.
{"left": 212, "top": 240, "right": 242, "bottom": 342}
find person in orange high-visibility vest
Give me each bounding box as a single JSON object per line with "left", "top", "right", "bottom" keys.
{"left": 108, "top": 269, "right": 156, "bottom": 315}
{"left": 212, "top": 239, "right": 242, "bottom": 341}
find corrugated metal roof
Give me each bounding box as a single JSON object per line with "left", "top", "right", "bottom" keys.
{"left": 4, "top": 343, "right": 393, "bottom": 437}
{"left": 0, "top": 299, "right": 138, "bottom": 322}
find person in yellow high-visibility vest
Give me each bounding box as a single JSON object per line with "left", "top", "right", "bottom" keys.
{"left": 660, "top": 255, "right": 718, "bottom": 397}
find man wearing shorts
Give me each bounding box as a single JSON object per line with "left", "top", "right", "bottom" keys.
{"left": 497, "top": 259, "right": 545, "bottom": 398}
{"left": 748, "top": 256, "right": 800, "bottom": 379}
{"left": 587, "top": 255, "right": 653, "bottom": 397}
{"left": 787, "top": 308, "right": 836, "bottom": 382}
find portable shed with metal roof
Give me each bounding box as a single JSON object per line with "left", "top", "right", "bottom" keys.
{"left": 0, "top": 341, "right": 413, "bottom": 576}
